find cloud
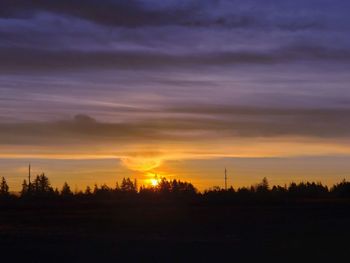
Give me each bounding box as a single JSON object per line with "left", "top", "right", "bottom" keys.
{"left": 121, "top": 157, "right": 163, "bottom": 172}
{"left": 1, "top": 1, "right": 349, "bottom": 74}
{"left": 1, "top": 44, "right": 349, "bottom": 73}
{"left": 0, "top": 0, "right": 216, "bottom": 28}
{"left": 0, "top": 0, "right": 347, "bottom": 30}
{"left": 1, "top": 106, "right": 350, "bottom": 149}
{"left": 1, "top": 1, "right": 350, "bottom": 157}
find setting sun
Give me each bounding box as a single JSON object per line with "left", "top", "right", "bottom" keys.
{"left": 150, "top": 178, "right": 159, "bottom": 187}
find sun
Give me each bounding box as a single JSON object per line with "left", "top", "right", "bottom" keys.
{"left": 150, "top": 178, "right": 159, "bottom": 187}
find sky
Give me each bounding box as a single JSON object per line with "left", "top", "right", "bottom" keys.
{"left": 1, "top": 0, "right": 350, "bottom": 191}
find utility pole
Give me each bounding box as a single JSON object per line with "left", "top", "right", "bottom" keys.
{"left": 224, "top": 168, "right": 227, "bottom": 190}
{"left": 28, "top": 163, "right": 31, "bottom": 185}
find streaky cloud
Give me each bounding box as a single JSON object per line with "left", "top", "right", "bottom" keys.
{"left": 1, "top": 45, "right": 350, "bottom": 73}
{"left": 1, "top": 106, "right": 350, "bottom": 148}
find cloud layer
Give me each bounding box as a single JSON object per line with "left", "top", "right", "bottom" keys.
{"left": 1, "top": 0, "right": 350, "bottom": 161}
{"left": 2, "top": 105, "right": 350, "bottom": 148}
{"left": 1, "top": 0, "right": 350, "bottom": 72}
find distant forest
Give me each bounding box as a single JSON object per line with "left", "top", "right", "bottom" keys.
{"left": 0, "top": 174, "right": 349, "bottom": 202}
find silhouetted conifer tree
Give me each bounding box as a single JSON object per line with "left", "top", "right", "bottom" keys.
{"left": 32, "top": 173, "right": 53, "bottom": 196}
{"left": 331, "top": 179, "right": 350, "bottom": 198}
{"left": 61, "top": 182, "right": 73, "bottom": 197}
{"left": 21, "top": 179, "right": 29, "bottom": 197}
{"left": 85, "top": 186, "right": 92, "bottom": 195}
{"left": 256, "top": 177, "right": 269, "bottom": 193}
{"left": 0, "top": 177, "right": 9, "bottom": 196}
{"left": 120, "top": 178, "right": 137, "bottom": 192}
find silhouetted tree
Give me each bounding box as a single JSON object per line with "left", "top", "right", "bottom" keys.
{"left": 0, "top": 177, "right": 9, "bottom": 196}
{"left": 21, "top": 179, "right": 29, "bottom": 197}
{"left": 54, "top": 188, "right": 60, "bottom": 196}
{"left": 85, "top": 186, "right": 92, "bottom": 195}
{"left": 256, "top": 177, "right": 269, "bottom": 193}
{"left": 100, "top": 184, "right": 111, "bottom": 192}
{"left": 32, "top": 173, "right": 53, "bottom": 196}
{"left": 93, "top": 184, "right": 99, "bottom": 194}
{"left": 228, "top": 186, "right": 235, "bottom": 193}
{"left": 92, "top": 184, "right": 113, "bottom": 198}
{"left": 61, "top": 182, "right": 73, "bottom": 197}
{"left": 158, "top": 177, "right": 171, "bottom": 194}
{"left": 3, "top": 171, "right": 350, "bottom": 203}
{"left": 271, "top": 185, "right": 287, "bottom": 194}
{"left": 288, "top": 181, "right": 328, "bottom": 198}
{"left": 174, "top": 180, "right": 197, "bottom": 195}
{"left": 207, "top": 186, "right": 222, "bottom": 192}
{"left": 120, "top": 178, "right": 137, "bottom": 192}
{"left": 331, "top": 179, "right": 350, "bottom": 198}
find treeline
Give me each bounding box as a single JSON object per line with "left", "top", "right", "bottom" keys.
{"left": 204, "top": 177, "right": 350, "bottom": 202}
{"left": 0, "top": 175, "right": 349, "bottom": 201}
{"left": 0, "top": 175, "right": 198, "bottom": 201}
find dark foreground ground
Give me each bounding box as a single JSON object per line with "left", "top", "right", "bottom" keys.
{"left": 0, "top": 199, "right": 349, "bottom": 262}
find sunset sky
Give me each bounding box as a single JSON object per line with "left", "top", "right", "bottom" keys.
{"left": 1, "top": 0, "right": 350, "bottom": 191}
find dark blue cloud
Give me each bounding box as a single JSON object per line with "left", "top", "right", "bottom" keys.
{"left": 1, "top": 0, "right": 349, "bottom": 29}
{"left": 0, "top": 0, "right": 350, "bottom": 126}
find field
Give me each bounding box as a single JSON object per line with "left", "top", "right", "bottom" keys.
{"left": 0, "top": 199, "right": 349, "bottom": 262}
